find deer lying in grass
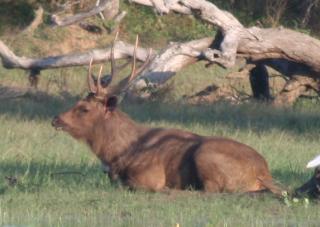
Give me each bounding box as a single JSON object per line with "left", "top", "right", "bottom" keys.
{"left": 52, "top": 35, "right": 281, "bottom": 194}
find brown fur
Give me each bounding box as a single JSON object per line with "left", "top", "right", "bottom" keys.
{"left": 52, "top": 93, "right": 281, "bottom": 194}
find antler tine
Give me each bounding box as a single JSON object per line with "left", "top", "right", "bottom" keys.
{"left": 128, "top": 35, "right": 139, "bottom": 82}
{"left": 87, "top": 58, "right": 96, "bottom": 93}
{"left": 134, "top": 48, "right": 153, "bottom": 77}
{"left": 108, "top": 35, "right": 153, "bottom": 95}
{"left": 110, "top": 31, "right": 119, "bottom": 80}
{"left": 96, "top": 65, "right": 103, "bottom": 95}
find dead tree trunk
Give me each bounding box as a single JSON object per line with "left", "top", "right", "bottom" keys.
{"left": 2, "top": 0, "right": 320, "bottom": 104}
{"left": 0, "top": 37, "right": 212, "bottom": 95}
{"left": 273, "top": 76, "right": 320, "bottom": 106}
{"left": 0, "top": 40, "right": 153, "bottom": 69}
{"left": 129, "top": 0, "right": 320, "bottom": 104}
{"left": 131, "top": 0, "right": 320, "bottom": 73}
{"left": 249, "top": 63, "right": 270, "bottom": 100}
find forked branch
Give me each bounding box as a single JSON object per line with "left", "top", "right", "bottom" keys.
{"left": 51, "top": 0, "right": 114, "bottom": 27}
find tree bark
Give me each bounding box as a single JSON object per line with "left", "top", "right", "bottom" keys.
{"left": 129, "top": 0, "right": 320, "bottom": 103}
{"left": 0, "top": 40, "right": 151, "bottom": 69}
{"left": 134, "top": 38, "right": 213, "bottom": 86}
{"left": 23, "top": 6, "right": 44, "bottom": 34}
{"left": 101, "top": 0, "right": 119, "bottom": 20}
{"left": 131, "top": 0, "right": 320, "bottom": 74}
{"left": 273, "top": 76, "right": 320, "bottom": 106}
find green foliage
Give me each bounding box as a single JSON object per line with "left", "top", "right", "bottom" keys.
{"left": 0, "top": 2, "right": 34, "bottom": 35}
{"left": 121, "top": 3, "right": 214, "bottom": 46}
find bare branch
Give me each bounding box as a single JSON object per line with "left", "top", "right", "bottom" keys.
{"left": 51, "top": 0, "right": 113, "bottom": 27}
{"left": 131, "top": 0, "right": 191, "bottom": 14}
{"left": 131, "top": 37, "right": 213, "bottom": 89}
{"left": 301, "top": 0, "right": 320, "bottom": 26}
{"left": 0, "top": 40, "right": 152, "bottom": 70}
{"left": 273, "top": 76, "right": 319, "bottom": 106}
{"left": 114, "top": 11, "right": 127, "bottom": 23}
{"left": 23, "top": 6, "right": 44, "bottom": 34}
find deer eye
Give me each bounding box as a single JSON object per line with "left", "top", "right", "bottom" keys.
{"left": 77, "top": 106, "right": 89, "bottom": 113}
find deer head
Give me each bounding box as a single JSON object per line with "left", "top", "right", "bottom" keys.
{"left": 52, "top": 33, "right": 152, "bottom": 140}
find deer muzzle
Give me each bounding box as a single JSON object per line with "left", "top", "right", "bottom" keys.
{"left": 52, "top": 116, "right": 66, "bottom": 131}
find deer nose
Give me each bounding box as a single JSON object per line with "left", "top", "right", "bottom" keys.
{"left": 51, "top": 116, "right": 61, "bottom": 128}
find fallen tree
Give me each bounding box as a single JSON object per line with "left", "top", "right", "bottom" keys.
{"left": 0, "top": 36, "right": 212, "bottom": 94}
{"left": 0, "top": 40, "right": 152, "bottom": 69}
{"left": 131, "top": 0, "right": 320, "bottom": 72}
{"left": 1, "top": 0, "right": 320, "bottom": 105}
{"left": 0, "top": 37, "right": 212, "bottom": 79}
{"left": 129, "top": 0, "right": 320, "bottom": 105}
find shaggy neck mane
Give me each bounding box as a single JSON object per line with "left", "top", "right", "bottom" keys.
{"left": 86, "top": 109, "right": 145, "bottom": 164}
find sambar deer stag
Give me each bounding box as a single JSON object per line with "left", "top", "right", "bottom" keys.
{"left": 52, "top": 35, "right": 282, "bottom": 195}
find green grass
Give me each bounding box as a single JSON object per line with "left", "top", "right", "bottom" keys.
{"left": 1, "top": 3, "right": 320, "bottom": 226}
{"left": 2, "top": 64, "right": 320, "bottom": 226}
{"left": 121, "top": 2, "right": 214, "bottom": 46}
{"left": 0, "top": 2, "right": 34, "bottom": 35}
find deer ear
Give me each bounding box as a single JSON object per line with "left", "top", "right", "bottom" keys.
{"left": 105, "top": 96, "right": 118, "bottom": 112}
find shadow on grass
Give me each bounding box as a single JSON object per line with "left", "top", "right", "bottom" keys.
{"left": 123, "top": 100, "right": 320, "bottom": 137}
{"left": 0, "top": 160, "right": 111, "bottom": 194}
{"left": 0, "top": 160, "right": 311, "bottom": 195}
{"left": 1, "top": 94, "right": 320, "bottom": 136}
{"left": 0, "top": 93, "right": 79, "bottom": 120}
{"left": 271, "top": 168, "right": 312, "bottom": 191}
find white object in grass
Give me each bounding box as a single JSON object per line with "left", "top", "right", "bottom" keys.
{"left": 306, "top": 154, "right": 320, "bottom": 168}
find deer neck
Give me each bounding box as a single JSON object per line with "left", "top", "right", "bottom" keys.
{"left": 86, "top": 110, "right": 145, "bottom": 164}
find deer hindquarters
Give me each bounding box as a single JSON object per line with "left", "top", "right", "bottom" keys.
{"left": 125, "top": 164, "right": 166, "bottom": 192}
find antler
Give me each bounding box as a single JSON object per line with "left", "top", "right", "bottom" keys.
{"left": 87, "top": 32, "right": 119, "bottom": 95}
{"left": 128, "top": 35, "right": 139, "bottom": 82}
{"left": 110, "top": 31, "right": 119, "bottom": 81}
{"left": 87, "top": 59, "right": 104, "bottom": 95}
{"left": 87, "top": 33, "right": 153, "bottom": 96}
{"left": 128, "top": 35, "right": 152, "bottom": 83}
{"left": 110, "top": 35, "right": 152, "bottom": 94}
{"left": 87, "top": 58, "right": 96, "bottom": 93}
{"left": 96, "top": 65, "right": 103, "bottom": 95}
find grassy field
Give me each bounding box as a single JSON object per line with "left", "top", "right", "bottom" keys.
{"left": 1, "top": 62, "right": 320, "bottom": 227}
{"left": 1, "top": 6, "right": 320, "bottom": 225}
